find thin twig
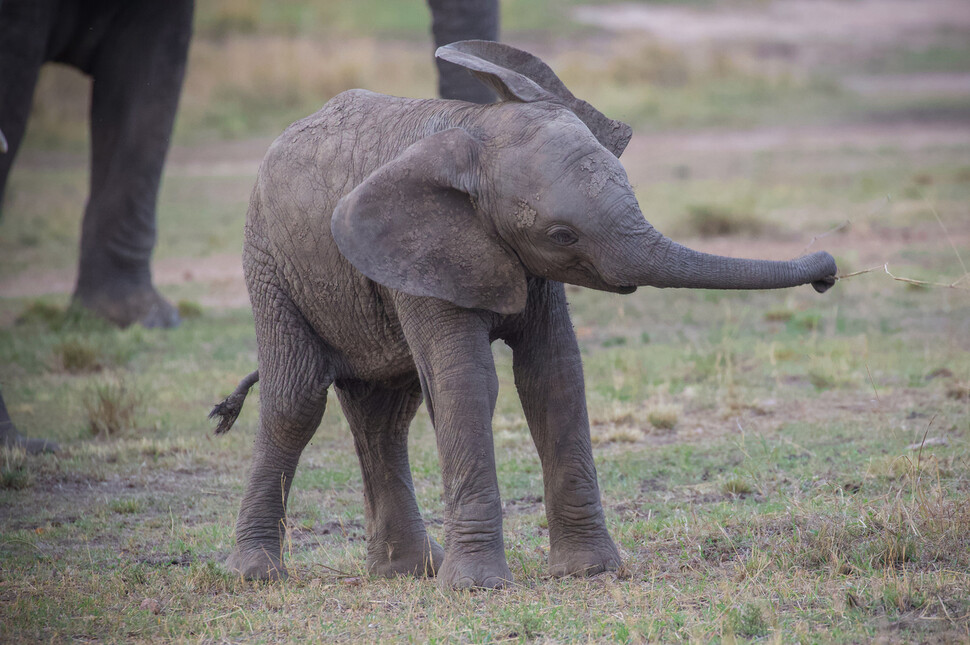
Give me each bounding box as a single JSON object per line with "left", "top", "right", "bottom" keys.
{"left": 836, "top": 265, "right": 883, "bottom": 280}
{"left": 884, "top": 264, "right": 970, "bottom": 291}
{"left": 835, "top": 263, "right": 970, "bottom": 290}
{"left": 800, "top": 219, "right": 851, "bottom": 255}
{"left": 925, "top": 198, "right": 968, "bottom": 276}
{"left": 865, "top": 363, "right": 880, "bottom": 402}
{"left": 801, "top": 194, "right": 895, "bottom": 256}
{"left": 312, "top": 562, "right": 357, "bottom": 577}
{"left": 814, "top": 192, "right": 970, "bottom": 291}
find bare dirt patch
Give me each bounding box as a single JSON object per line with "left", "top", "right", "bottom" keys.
{"left": 0, "top": 252, "right": 248, "bottom": 310}
{"left": 573, "top": 0, "right": 970, "bottom": 52}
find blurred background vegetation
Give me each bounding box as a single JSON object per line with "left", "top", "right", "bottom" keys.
{"left": 2, "top": 2, "right": 968, "bottom": 640}
{"left": 21, "top": 0, "right": 970, "bottom": 145}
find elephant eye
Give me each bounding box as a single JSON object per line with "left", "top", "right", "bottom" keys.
{"left": 547, "top": 225, "right": 579, "bottom": 246}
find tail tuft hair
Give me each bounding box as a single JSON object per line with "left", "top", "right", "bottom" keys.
{"left": 209, "top": 370, "right": 259, "bottom": 435}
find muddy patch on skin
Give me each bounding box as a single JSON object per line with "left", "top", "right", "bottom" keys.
{"left": 579, "top": 157, "right": 626, "bottom": 198}
{"left": 513, "top": 200, "right": 537, "bottom": 229}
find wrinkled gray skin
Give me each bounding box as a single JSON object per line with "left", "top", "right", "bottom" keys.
{"left": 0, "top": 0, "right": 497, "bottom": 455}
{"left": 213, "top": 41, "right": 837, "bottom": 589}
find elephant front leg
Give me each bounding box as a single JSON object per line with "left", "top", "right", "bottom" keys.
{"left": 398, "top": 298, "right": 512, "bottom": 589}
{"left": 75, "top": 1, "right": 193, "bottom": 328}
{"left": 335, "top": 379, "right": 443, "bottom": 578}
{"left": 508, "top": 283, "right": 620, "bottom": 577}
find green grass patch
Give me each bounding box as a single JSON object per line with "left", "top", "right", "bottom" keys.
{"left": 683, "top": 203, "right": 768, "bottom": 237}
{"left": 83, "top": 380, "right": 144, "bottom": 439}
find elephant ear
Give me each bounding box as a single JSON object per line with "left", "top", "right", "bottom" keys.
{"left": 332, "top": 128, "right": 528, "bottom": 315}
{"left": 435, "top": 40, "right": 632, "bottom": 158}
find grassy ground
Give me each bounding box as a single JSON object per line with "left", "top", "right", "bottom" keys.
{"left": 2, "top": 0, "right": 970, "bottom": 642}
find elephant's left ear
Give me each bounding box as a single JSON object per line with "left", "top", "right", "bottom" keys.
{"left": 436, "top": 40, "right": 632, "bottom": 158}
{"left": 332, "top": 128, "right": 528, "bottom": 315}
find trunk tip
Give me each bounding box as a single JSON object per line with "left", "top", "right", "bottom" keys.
{"left": 812, "top": 275, "right": 836, "bottom": 293}
{"left": 808, "top": 251, "right": 837, "bottom": 293}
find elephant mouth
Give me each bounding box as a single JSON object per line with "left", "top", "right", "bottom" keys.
{"left": 576, "top": 260, "right": 637, "bottom": 295}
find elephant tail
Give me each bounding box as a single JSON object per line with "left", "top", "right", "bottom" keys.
{"left": 209, "top": 370, "right": 259, "bottom": 435}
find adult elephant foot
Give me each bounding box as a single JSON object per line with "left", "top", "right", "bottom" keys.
{"left": 225, "top": 547, "right": 286, "bottom": 581}
{"left": 73, "top": 284, "right": 180, "bottom": 329}
{"left": 548, "top": 537, "right": 621, "bottom": 578}
{"left": 0, "top": 422, "right": 59, "bottom": 454}
{"left": 367, "top": 534, "right": 445, "bottom": 578}
{"left": 437, "top": 553, "right": 513, "bottom": 590}
{"left": 0, "top": 393, "right": 59, "bottom": 454}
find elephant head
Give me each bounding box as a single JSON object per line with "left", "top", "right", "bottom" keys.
{"left": 332, "top": 41, "right": 837, "bottom": 314}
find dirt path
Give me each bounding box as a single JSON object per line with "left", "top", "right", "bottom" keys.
{"left": 573, "top": 0, "right": 970, "bottom": 51}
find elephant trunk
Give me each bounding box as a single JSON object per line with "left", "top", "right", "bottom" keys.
{"left": 617, "top": 228, "right": 837, "bottom": 293}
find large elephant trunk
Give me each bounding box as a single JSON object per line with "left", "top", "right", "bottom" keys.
{"left": 616, "top": 227, "right": 837, "bottom": 293}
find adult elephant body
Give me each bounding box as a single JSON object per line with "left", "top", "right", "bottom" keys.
{"left": 0, "top": 0, "right": 194, "bottom": 328}
{"left": 213, "top": 42, "right": 837, "bottom": 588}
{"left": 0, "top": 0, "right": 192, "bottom": 452}
{"left": 0, "top": 0, "right": 497, "bottom": 329}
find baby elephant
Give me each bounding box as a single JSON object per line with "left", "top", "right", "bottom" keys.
{"left": 212, "top": 41, "right": 837, "bottom": 588}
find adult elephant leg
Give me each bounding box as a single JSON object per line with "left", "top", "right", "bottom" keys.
{"left": 0, "top": 0, "right": 49, "bottom": 211}
{"left": 227, "top": 282, "right": 332, "bottom": 581}
{"left": 335, "top": 378, "right": 444, "bottom": 577}
{"left": 0, "top": 388, "right": 58, "bottom": 454}
{"left": 74, "top": 1, "right": 193, "bottom": 328}
{"left": 506, "top": 281, "right": 620, "bottom": 577}
{"left": 396, "top": 296, "right": 512, "bottom": 589}
{"left": 427, "top": 0, "right": 498, "bottom": 103}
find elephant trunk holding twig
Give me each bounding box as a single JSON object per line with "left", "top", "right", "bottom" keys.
{"left": 211, "top": 41, "right": 837, "bottom": 589}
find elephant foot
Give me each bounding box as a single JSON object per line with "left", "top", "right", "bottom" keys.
{"left": 437, "top": 552, "right": 513, "bottom": 590}
{"left": 226, "top": 547, "right": 286, "bottom": 581}
{"left": 73, "top": 284, "right": 180, "bottom": 329}
{"left": 0, "top": 421, "right": 59, "bottom": 454}
{"left": 549, "top": 538, "right": 622, "bottom": 578}
{"left": 367, "top": 534, "right": 445, "bottom": 578}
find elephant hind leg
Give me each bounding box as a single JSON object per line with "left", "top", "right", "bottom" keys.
{"left": 335, "top": 378, "right": 444, "bottom": 578}
{"left": 228, "top": 289, "right": 333, "bottom": 581}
